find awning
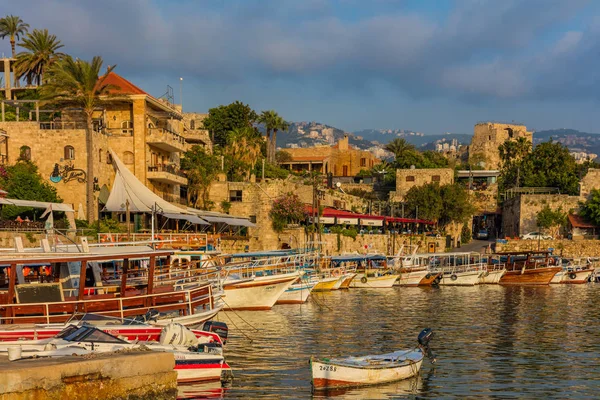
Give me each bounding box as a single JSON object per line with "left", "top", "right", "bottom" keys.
{"left": 201, "top": 216, "right": 255, "bottom": 227}
{"left": 161, "top": 213, "right": 209, "bottom": 225}
{"left": 360, "top": 219, "right": 383, "bottom": 226}
{"left": 0, "top": 198, "right": 74, "bottom": 212}
{"left": 309, "top": 216, "right": 335, "bottom": 224}
{"left": 337, "top": 218, "right": 358, "bottom": 225}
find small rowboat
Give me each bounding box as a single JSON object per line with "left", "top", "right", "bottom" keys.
{"left": 310, "top": 328, "right": 435, "bottom": 390}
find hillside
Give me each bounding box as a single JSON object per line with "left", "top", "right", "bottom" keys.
{"left": 533, "top": 129, "right": 600, "bottom": 156}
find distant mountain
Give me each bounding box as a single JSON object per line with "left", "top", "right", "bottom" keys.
{"left": 533, "top": 129, "right": 600, "bottom": 157}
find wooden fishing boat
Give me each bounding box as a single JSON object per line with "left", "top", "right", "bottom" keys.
{"left": 0, "top": 323, "right": 232, "bottom": 384}
{"left": 496, "top": 251, "right": 561, "bottom": 285}
{"left": 311, "top": 328, "right": 435, "bottom": 390}
{"left": 428, "top": 252, "right": 485, "bottom": 286}
{"left": 0, "top": 245, "right": 223, "bottom": 326}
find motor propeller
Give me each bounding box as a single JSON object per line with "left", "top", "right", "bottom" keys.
{"left": 418, "top": 328, "right": 436, "bottom": 364}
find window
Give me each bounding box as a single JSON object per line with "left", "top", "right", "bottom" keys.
{"left": 360, "top": 158, "right": 366, "bottom": 167}
{"left": 229, "top": 190, "right": 243, "bottom": 202}
{"left": 432, "top": 175, "right": 440, "bottom": 182}
{"left": 98, "top": 149, "right": 102, "bottom": 163}
{"left": 406, "top": 176, "right": 415, "bottom": 182}
{"left": 121, "top": 120, "right": 133, "bottom": 134}
{"left": 190, "top": 120, "right": 196, "bottom": 130}
{"left": 19, "top": 146, "right": 31, "bottom": 161}
{"left": 106, "top": 151, "right": 113, "bottom": 164}
{"left": 64, "top": 145, "right": 75, "bottom": 160}
{"left": 123, "top": 151, "right": 134, "bottom": 165}
{"left": 249, "top": 215, "right": 257, "bottom": 224}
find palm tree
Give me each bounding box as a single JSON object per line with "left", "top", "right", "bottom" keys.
{"left": 257, "top": 110, "right": 278, "bottom": 162}
{"left": 270, "top": 115, "right": 289, "bottom": 163}
{"left": 0, "top": 15, "right": 29, "bottom": 57}
{"left": 15, "top": 29, "right": 65, "bottom": 86}
{"left": 41, "top": 56, "right": 116, "bottom": 221}
{"left": 384, "top": 138, "right": 415, "bottom": 159}
{"left": 225, "top": 127, "right": 263, "bottom": 180}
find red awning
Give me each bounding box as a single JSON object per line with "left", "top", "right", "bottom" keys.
{"left": 568, "top": 214, "right": 597, "bottom": 229}
{"left": 305, "top": 206, "right": 432, "bottom": 224}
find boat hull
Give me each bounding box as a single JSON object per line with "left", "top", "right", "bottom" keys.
{"left": 276, "top": 281, "right": 315, "bottom": 304}
{"left": 499, "top": 267, "right": 561, "bottom": 285}
{"left": 331, "top": 275, "right": 347, "bottom": 290}
{"left": 339, "top": 273, "right": 357, "bottom": 289}
{"left": 312, "top": 276, "right": 340, "bottom": 292}
{"left": 311, "top": 353, "right": 423, "bottom": 389}
{"left": 223, "top": 273, "right": 298, "bottom": 310}
{"left": 558, "top": 268, "right": 594, "bottom": 284}
{"left": 397, "top": 270, "right": 430, "bottom": 287}
{"left": 438, "top": 271, "right": 481, "bottom": 286}
{"left": 478, "top": 269, "right": 506, "bottom": 284}
{"left": 350, "top": 274, "right": 400, "bottom": 288}
{"left": 175, "top": 359, "right": 231, "bottom": 384}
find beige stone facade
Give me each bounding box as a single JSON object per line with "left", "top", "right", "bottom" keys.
{"left": 469, "top": 123, "right": 532, "bottom": 169}
{"left": 501, "top": 194, "right": 580, "bottom": 238}
{"left": 579, "top": 168, "right": 600, "bottom": 200}
{"left": 0, "top": 72, "right": 196, "bottom": 220}
{"left": 280, "top": 135, "right": 381, "bottom": 176}
{"left": 182, "top": 113, "right": 212, "bottom": 153}
{"left": 391, "top": 168, "right": 454, "bottom": 201}
{"left": 496, "top": 239, "right": 600, "bottom": 258}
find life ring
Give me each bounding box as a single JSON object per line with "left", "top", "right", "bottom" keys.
{"left": 450, "top": 274, "right": 458, "bottom": 281}
{"left": 425, "top": 273, "right": 432, "bottom": 280}
{"left": 360, "top": 276, "right": 368, "bottom": 284}
{"left": 155, "top": 235, "right": 164, "bottom": 249}
{"left": 569, "top": 272, "right": 577, "bottom": 280}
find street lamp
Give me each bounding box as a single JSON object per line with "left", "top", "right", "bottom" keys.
{"left": 179, "top": 77, "right": 183, "bottom": 109}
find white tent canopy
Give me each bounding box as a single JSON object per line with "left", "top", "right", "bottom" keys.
{"left": 160, "top": 212, "right": 209, "bottom": 225}
{"left": 103, "top": 150, "right": 189, "bottom": 215}
{"left": 186, "top": 208, "right": 256, "bottom": 228}
{"left": 0, "top": 198, "right": 74, "bottom": 212}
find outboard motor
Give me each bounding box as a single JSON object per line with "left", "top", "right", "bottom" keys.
{"left": 417, "top": 328, "right": 436, "bottom": 364}
{"left": 203, "top": 321, "right": 229, "bottom": 344}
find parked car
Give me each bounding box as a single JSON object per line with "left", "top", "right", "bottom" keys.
{"left": 476, "top": 229, "right": 489, "bottom": 240}
{"left": 521, "top": 232, "right": 553, "bottom": 240}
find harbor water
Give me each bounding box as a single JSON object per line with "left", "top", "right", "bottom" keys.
{"left": 185, "top": 285, "right": 600, "bottom": 399}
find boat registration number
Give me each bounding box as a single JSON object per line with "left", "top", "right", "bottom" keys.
{"left": 319, "top": 365, "right": 337, "bottom": 372}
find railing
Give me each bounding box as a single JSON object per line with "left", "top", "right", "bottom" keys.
{"left": 147, "top": 164, "right": 187, "bottom": 178}
{"left": 39, "top": 121, "right": 87, "bottom": 130}
{"left": 98, "top": 232, "right": 213, "bottom": 246}
{"left": 105, "top": 127, "right": 133, "bottom": 136}
{"left": 147, "top": 127, "right": 187, "bottom": 148}
{"left": 0, "top": 284, "right": 215, "bottom": 325}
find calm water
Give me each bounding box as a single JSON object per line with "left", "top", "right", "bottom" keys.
{"left": 183, "top": 285, "right": 600, "bottom": 399}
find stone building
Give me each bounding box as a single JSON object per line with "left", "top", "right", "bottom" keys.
{"left": 390, "top": 168, "right": 454, "bottom": 201}
{"left": 468, "top": 123, "right": 532, "bottom": 169}
{"left": 182, "top": 112, "right": 212, "bottom": 153}
{"left": 279, "top": 135, "right": 381, "bottom": 177}
{"left": 0, "top": 72, "right": 192, "bottom": 220}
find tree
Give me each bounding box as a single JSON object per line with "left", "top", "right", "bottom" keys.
{"left": 15, "top": 29, "right": 65, "bottom": 85}
{"left": 536, "top": 205, "right": 567, "bottom": 238}
{"left": 181, "top": 145, "right": 220, "bottom": 209}
{"left": 0, "top": 161, "right": 61, "bottom": 219}
{"left": 270, "top": 115, "right": 289, "bottom": 163}
{"left": 404, "top": 182, "right": 443, "bottom": 222}
{"left": 257, "top": 110, "right": 277, "bottom": 161}
{"left": 41, "top": 56, "right": 116, "bottom": 222}
{"left": 440, "top": 183, "right": 475, "bottom": 246}
{"left": 384, "top": 138, "right": 421, "bottom": 168}
{"left": 580, "top": 189, "right": 600, "bottom": 226}
{"left": 202, "top": 101, "right": 258, "bottom": 148}
{"left": 269, "top": 192, "right": 307, "bottom": 232}
{"left": 275, "top": 150, "right": 293, "bottom": 163}
{"left": 0, "top": 15, "right": 29, "bottom": 58}
{"left": 223, "top": 126, "right": 263, "bottom": 181}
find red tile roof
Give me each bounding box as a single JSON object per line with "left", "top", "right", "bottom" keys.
{"left": 102, "top": 72, "right": 148, "bottom": 95}
{"left": 568, "top": 214, "right": 597, "bottom": 229}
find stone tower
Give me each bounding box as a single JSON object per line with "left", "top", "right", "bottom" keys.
{"left": 468, "top": 123, "right": 532, "bottom": 170}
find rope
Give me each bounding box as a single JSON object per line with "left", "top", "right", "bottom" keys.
{"left": 220, "top": 297, "right": 259, "bottom": 332}
{"left": 220, "top": 309, "right": 255, "bottom": 343}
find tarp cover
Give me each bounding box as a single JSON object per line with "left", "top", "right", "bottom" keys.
{"left": 103, "top": 150, "right": 187, "bottom": 214}
{"left": 161, "top": 212, "right": 209, "bottom": 225}
{"left": 0, "top": 198, "right": 74, "bottom": 212}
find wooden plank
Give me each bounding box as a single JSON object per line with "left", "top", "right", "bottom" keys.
{"left": 77, "top": 260, "right": 87, "bottom": 301}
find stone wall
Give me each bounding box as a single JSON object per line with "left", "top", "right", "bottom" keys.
{"left": 393, "top": 168, "right": 454, "bottom": 201}
{"left": 579, "top": 168, "right": 600, "bottom": 200}
{"left": 502, "top": 194, "right": 580, "bottom": 238}
{"left": 496, "top": 239, "right": 600, "bottom": 258}
{"left": 468, "top": 123, "right": 532, "bottom": 169}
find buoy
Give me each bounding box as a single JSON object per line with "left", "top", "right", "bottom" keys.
{"left": 450, "top": 274, "right": 458, "bottom": 281}
{"left": 360, "top": 276, "right": 368, "bottom": 284}
{"left": 569, "top": 272, "right": 577, "bottom": 280}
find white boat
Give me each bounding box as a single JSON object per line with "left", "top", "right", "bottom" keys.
{"left": 397, "top": 269, "right": 431, "bottom": 287}
{"left": 0, "top": 323, "right": 233, "bottom": 384}
{"left": 222, "top": 271, "right": 300, "bottom": 310}
{"left": 276, "top": 276, "right": 317, "bottom": 304}
{"left": 437, "top": 269, "right": 482, "bottom": 286}
{"left": 350, "top": 272, "right": 400, "bottom": 288}
{"left": 428, "top": 252, "right": 485, "bottom": 286}
{"left": 551, "top": 262, "right": 595, "bottom": 284}
{"left": 478, "top": 262, "right": 507, "bottom": 284}
{"left": 342, "top": 255, "right": 400, "bottom": 289}
{"left": 311, "top": 328, "right": 435, "bottom": 390}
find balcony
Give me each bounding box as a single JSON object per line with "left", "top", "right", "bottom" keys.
{"left": 182, "top": 129, "right": 211, "bottom": 146}
{"left": 147, "top": 127, "right": 187, "bottom": 152}
{"left": 147, "top": 164, "right": 187, "bottom": 185}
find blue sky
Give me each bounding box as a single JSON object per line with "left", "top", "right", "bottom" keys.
{"left": 1, "top": 0, "right": 600, "bottom": 135}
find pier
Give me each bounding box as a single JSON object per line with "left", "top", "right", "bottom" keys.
{"left": 0, "top": 351, "right": 177, "bottom": 399}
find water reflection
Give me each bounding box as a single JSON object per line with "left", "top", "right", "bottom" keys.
{"left": 193, "top": 285, "right": 600, "bottom": 399}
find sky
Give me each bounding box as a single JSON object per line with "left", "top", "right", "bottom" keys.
{"left": 1, "top": 0, "right": 600, "bottom": 135}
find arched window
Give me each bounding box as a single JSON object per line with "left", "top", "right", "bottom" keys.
{"left": 19, "top": 146, "right": 31, "bottom": 161}
{"left": 123, "top": 151, "right": 134, "bottom": 165}
{"left": 121, "top": 120, "right": 133, "bottom": 134}
{"left": 190, "top": 120, "right": 196, "bottom": 130}
{"left": 64, "top": 145, "right": 75, "bottom": 160}
{"left": 148, "top": 122, "right": 155, "bottom": 129}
